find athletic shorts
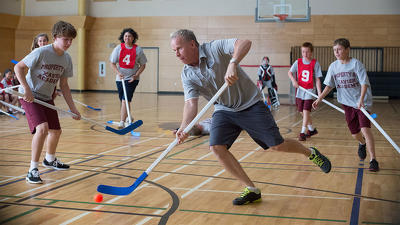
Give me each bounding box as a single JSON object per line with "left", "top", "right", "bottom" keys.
{"left": 343, "top": 104, "right": 371, "bottom": 134}
{"left": 20, "top": 99, "right": 60, "bottom": 134}
{"left": 296, "top": 98, "right": 313, "bottom": 112}
{"left": 116, "top": 80, "right": 139, "bottom": 102}
{"left": 210, "top": 101, "right": 284, "bottom": 149}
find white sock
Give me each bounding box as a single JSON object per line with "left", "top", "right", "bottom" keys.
{"left": 301, "top": 126, "right": 307, "bottom": 133}
{"left": 29, "top": 161, "right": 39, "bottom": 172}
{"left": 307, "top": 125, "right": 314, "bottom": 131}
{"left": 45, "top": 153, "right": 55, "bottom": 162}
{"left": 247, "top": 186, "right": 260, "bottom": 193}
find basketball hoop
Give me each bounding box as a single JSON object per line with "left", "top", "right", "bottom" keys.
{"left": 273, "top": 14, "right": 288, "bottom": 22}
{"left": 273, "top": 14, "right": 287, "bottom": 28}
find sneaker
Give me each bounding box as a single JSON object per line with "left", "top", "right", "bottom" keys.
{"left": 298, "top": 133, "right": 307, "bottom": 141}
{"left": 307, "top": 128, "right": 318, "bottom": 137}
{"left": 118, "top": 121, "right": 124, "bottom": 128}
{"left": 358, "top": 143, "right": 367, "bottom": 160}
{"left": 309, "top": 147, "right": 331, "bottom": 173}
{"left": 26, "top": 168, "right": 43, "bottom": 184}
{"left": 232, "top": 187, "right": 262, "bottom": 205}
{"left": 43, "top": 158, "right": 70, "bottom": 170}
{"left": 369, "top": 159, "right": 379, "bottom": 172}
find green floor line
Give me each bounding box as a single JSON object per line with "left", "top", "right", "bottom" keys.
{"left": 167, "top": 139, "right": 209, "bottom": 158}
{"left": 34, "top": 197, "right": 167, "bottom": 210}
{"left": 180, "top": 209, "right": 347, "bottom": 223}
{"left": 362, "top": 222, "right": 399, "bottom": 225}
{"left": 0, "top": 200, "right": 56, "bottom": 224}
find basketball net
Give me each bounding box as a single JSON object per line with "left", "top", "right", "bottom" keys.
{"left": 273, "top": 14, "right": 287, "bottom": 28}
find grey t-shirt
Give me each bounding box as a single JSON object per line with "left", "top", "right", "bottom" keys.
{"left": 109, "top": 44, "right": 147, "bottom": 81}
{"left": 181, "top": 39, "right": 262, "bottom": 112}
{"left": 290, "top": 58, "right": 322, "bottom": 100}
{"left": 324, "top": 58, "right": 372, "bottom": 109}
{"left": 21, "top": 44, "right": 73, "bottom": 101}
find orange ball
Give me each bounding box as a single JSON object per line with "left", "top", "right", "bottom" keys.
{"left": 94, "top": 193, "right": 103, "bottom": 203}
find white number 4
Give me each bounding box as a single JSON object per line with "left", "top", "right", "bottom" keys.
{"left": 122, "top": 55, "right": 131, "bottom": 65}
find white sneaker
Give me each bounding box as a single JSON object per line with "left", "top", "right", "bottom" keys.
{"left": 118, "top": 121, "right": 124, "bottom": 128}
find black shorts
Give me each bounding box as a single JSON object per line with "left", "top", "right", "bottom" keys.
{"left": 116, "top": 80, "right": 139, "bottom": 102}
{"left": 209, "top": 101, "right": 284, "bottom": 149}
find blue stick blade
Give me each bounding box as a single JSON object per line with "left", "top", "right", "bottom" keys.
{"left": 87, "top": 105, "right": 102, "bottom": 111}
{"left": 105, "top": 120, "right": 143, "bottom": 135}
{"left": 97, "top": 172, "right": 148, "bottom": 195}
{"left": 10, "top": 114, "right": 18, "bottom": 120}
{"left": 106, "top": 120, "right": 114, "bottom": 124}
{"left": 11, "top": 59, "right": 19, "bottom": 64}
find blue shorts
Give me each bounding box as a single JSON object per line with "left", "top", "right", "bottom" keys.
{"left": 209, "top": 101, "right": 284, "bottom": 149}
{"left": 116, "top": 80, "right": 139, "bottom": 102}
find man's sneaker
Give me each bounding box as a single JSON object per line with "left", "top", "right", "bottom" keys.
{"left": 43, "top": 158, "right": 70, "bottom": 170}
{"left": 309, "top": 147, "right": 331, "bottom": 173}
{"left": 298, "top": 133, "right": 307, "bottom": 141}
{"left": 307, "top": 128, "right": 318, "bottom": 137}
{"left": 232, "top": 187, "right": 262, "bottom": 205}
{"left": 369, "top": 159, "right": 379, "bottom": 172}
{"left": 358, "top": 143, "right": 367, "bottom": 160}
{"left": 118, "top": 121, "right": 124, "bottom": 128}
{"left": 26, "top": 168, "right": 43, "bottom": 184}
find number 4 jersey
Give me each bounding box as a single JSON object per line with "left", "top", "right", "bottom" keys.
{"left": 109, "top": 43, "right": 148, "bottom": 81}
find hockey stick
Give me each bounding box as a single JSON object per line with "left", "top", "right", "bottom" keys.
{"left": 6, "top": 89, "right": 142, "bottom": 135}
{"left": 0, "top": 100, "right": 25, "bottom": 114}
{"left": 257, "top": 82, "right": 269, "bottom": 107}
{"left": 360, "top": 107, "right": 400, "bottom": 154}
{"left": 298, "top": 86, "right": 345, "bottom": 114}
{"left": 121, "top": 79, "right": 132, "bottom": 124}
{"left": 97, "top": 82, "right": 229, "bottom": 195}
{"left": 72, "top": 99, "right": 102, "bottom": 111}
{"left": 0, "top": 109, "right": 18, "bottom": 120}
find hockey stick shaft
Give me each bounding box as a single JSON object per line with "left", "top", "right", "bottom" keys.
{"left": 0, "top": 109, "right": 18, "bottom": 120}
{"left": 0, "top": 100, "right": 25, "bottom": 113}
{"left": 360, "top": 107, "right": 400, "bottom": 154}
{"left": 121, "top": 80, "right": 132, "bottom": 123}
{"left": 298, "top": 86, "right": 345, "bottom": 114}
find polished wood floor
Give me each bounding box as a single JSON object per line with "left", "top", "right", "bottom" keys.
{"left": 0, "top": 92, "right": 399, "bottom": 225}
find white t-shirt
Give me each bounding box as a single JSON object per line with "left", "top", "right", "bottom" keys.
{"left": 21, "top": 44, "right": 73, "bottom": 101}
{"left": 324, "top": 58, "right": 372, "bottom": 109}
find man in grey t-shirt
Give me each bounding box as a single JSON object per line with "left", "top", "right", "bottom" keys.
{"left": 170, "top": 29, "right": 332, "bottom": 205}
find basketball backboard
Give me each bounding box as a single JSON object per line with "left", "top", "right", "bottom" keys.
{"left": 255, "top": 0, "right": 310, "bottom": 22}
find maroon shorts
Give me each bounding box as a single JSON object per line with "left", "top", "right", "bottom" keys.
{"left": 20, "top": 99, "right": 61, "bottom": 134}
{"left": 343, "top": 104, "right": 371, "bottom": 134}
{"left": 296, "top": 98, "right": 313, "bottom": 112}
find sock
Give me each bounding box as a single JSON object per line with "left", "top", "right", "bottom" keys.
{"left": 45, "top": 153, "right": 55, "bottom": 162}
{"left": 247, "top": 186, "right": 260, "bottom": 193}
{"left": 307, "top": 125, "right": 314, "bottom": 131}
{"left": 29, "top": 161, "right": 39, "bottom": 172}
{"left": 309, "top": 148, "right": 315, "bottom": 158}
{"left": 301, "top": 126, "right": 307, "bottom": 133}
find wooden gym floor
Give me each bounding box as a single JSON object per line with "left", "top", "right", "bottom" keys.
{"left": 0, "top": 92, "right": 399, "bottom": 225}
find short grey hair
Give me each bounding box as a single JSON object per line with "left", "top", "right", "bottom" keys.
{"left": 170, "top": 29, "right": 199, "bottom": 47}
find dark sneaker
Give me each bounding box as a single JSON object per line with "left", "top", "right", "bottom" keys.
{"left": 232, "top": 187, "right": 262, "bottom": 205}
{"left": 307, "top": 128, "right": 318, "bottom": 137}
{"left": 369, "top": 159, "right": 379, "bottom": 172}
{"left": 26, "top": 168, "right": 43, "bottom": 184}
{"left": 358, "top": 143, "right": 367, "bottom": 160}
{"left": 298, "top": 133, "right": 307, "bottom": 141}
{"left": 309, "top": 147, "right": 331, "bottom": 173}
{"left": 43, "top": 158, "right": 70, "bottom": 170}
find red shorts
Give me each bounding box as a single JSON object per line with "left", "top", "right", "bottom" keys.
{"left": 343, "top": 104, "right": 371, "bottom": 134}
{"left": 296, "top": 98, "right": 313, "bottom": 112}
{"left": 20, "top": 99, "right": 61, "bottom": 134}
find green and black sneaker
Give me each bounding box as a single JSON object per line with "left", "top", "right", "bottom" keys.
{"left": 309, "top": 147, "right": 331, "bottom": 173}
{"left": 232, "top": 187, "right": 262, "bottom": 205}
